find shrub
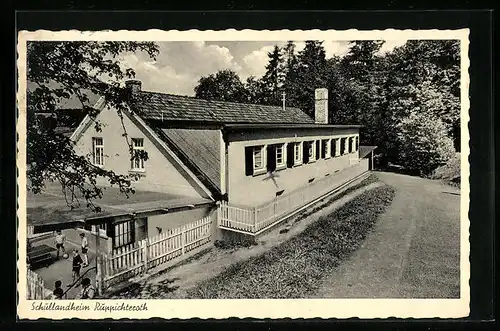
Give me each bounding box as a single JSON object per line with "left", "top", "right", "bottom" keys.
{"left": 430, "top": 152, "right": 461, "bottom": 187}
{"left": 396, "top": 112, "right": 455, "bottom": 176}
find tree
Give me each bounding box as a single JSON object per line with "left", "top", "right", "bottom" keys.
{"left": 384, "top": 40, "right": 460, "bottom": 149}
{"left": 245, "top": 75, "right": 266, "bottom": 104}
{"left": 282, "top": 41, "right": 301, "bottom": 109}
{"left": 27, "top": 41, "right": 159, "bottom": 212}
{"left": 260, "top": 46, "right": 285, "bottom": 106}
{"left": 194, "top": 70, "right": 248, "bottom": 103}
{"left": 293, "top": 41, "right": 328, "bottom": 116}
{"left": 396, "top": 111, "right": 455, "bottom": 176}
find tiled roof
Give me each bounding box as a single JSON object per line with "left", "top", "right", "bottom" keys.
{"left": 157, "top": 129, "right": 222, "bottom": 195}
{"left": 134, "top": 91, "right": 314, "bottom": 124}
{"left": 359, "top": 146, "right": 378, "bottom": 159}
{"left": 27, "top": 183, "right": 212, "bottom": 230}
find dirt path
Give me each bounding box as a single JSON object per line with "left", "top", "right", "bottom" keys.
{"left": 312, "top": 171, "right": 461, "bottom": 298}
{"left": 110, "top": 179, "right": 383, "bottom": 299}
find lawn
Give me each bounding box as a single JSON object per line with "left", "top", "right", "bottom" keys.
{"left": 187, "top": 184, "right": 396, "bottom": 299}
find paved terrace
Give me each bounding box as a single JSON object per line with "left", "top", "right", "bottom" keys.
{"left": 25, "top": 182, "right": 213, "bottom": 299}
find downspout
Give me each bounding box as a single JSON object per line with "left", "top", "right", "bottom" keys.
{"left": 225, "top": 133, "right": 229, "bottom": 201}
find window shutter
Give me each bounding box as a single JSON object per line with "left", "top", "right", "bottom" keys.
{"left": 267, "top": 145, "right": 276, "bottom": 172}
{"left": 315, "top": 140, "right": 320, "bottom": 160}
{"left": 245, "top": 147, "right": 254, "bottom": 176}
{"left": 303, "top": 142, "right": 309, "bottom": 164}
{"left": 287, "top": 143, "right": 294, "bottom": 168}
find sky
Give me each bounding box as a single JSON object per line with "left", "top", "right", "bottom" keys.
{"left": 120, "top": 40, "right": 407, "bottom": 96}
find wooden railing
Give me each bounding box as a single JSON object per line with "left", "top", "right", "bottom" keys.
{"left": 27, "top": 269, "right": 51, "bottom": 300}
{"left": 102, "top": 215, "right": 213, "bottom": 288}
{"left": 218, "top": 159, "right": 369, "bottom": 234}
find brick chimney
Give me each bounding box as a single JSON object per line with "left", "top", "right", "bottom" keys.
{"left": 314, "top": 88, "right": 328, "bottom": 124}
{"left": 125, "top": 79, "right": 142, "bottom": 95}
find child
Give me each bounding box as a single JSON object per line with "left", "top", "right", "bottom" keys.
{"left": 52, "top": 280, "right": 64, "bottom": 299}
{"left": 70, "top": 250, "right": 83, "bottom": 285}
{"left": 80, "top": 233, "right": 89, "bottom": 267}
{"left": 54, "top": 230, "right": 66, "bottom": 259}
{"left": 77, "top": 278, "right": 95, "bottom": 299}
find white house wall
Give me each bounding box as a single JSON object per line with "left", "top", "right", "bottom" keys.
{"left": 226, "top": 128, "right": 360, "bottom": 207}
{"left": 73, "top": 107, "right": 203, "bottom": 198}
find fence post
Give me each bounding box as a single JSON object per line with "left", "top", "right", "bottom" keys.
{"left": 181, "top": 226, "right": 186, "bottom": 255}
{"left": 142, "top": 238, "right": 149, "bottom": 275}
{"left": 216, "top": 202, "right": 221, "bottom": 226}
{"left": 92, "top": 225, "right": 104, "bottom": 296}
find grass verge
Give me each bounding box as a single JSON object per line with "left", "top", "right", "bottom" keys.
{"left": 289, "top": 173, "right": 380, "bottom": 226}
{"left": 187, "top": 184, "right": 396, "bottom": 299}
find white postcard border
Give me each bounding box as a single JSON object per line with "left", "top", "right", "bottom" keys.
{"left": 17, "top": 28, "right": 470, "bottom": 320}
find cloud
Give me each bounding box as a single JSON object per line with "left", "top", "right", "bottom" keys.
{"left": 117, "top": 40, "right": 407, "bottom": 96}
{"left": 241, "top": 46, "right": 274, "bottom": 79}
{"left": 120, "top": 41, "right": 242, "bottom": 96}
{"left": 378, "top": 39, "right": 408, "bottom": 54}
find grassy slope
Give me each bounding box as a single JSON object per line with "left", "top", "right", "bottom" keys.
{"left": 188, "top": 184, "right": 396, "bottom": 299}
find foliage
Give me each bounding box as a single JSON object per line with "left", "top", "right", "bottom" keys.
{"left": 187, "top": 185, "right": 395, "bottom": 299}
{"left": 259, "top": 45, "right": 286, "bottom": 106}
{"left": 193, "top": 39, "right": 461, "bottom": 176}
{"left": 27, "top": 41, "right": 159, "bottom": 211}
{"left": 430, "top": 152, "right": 461, "bottom": 187}
{"left": 193, "top": 69, "right": 248, "bottom": 103}
{"left": 396, "top": 112, "right": 456, "bottom": 176}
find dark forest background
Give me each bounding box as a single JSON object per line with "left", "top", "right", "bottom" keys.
{"left": 193, "top": 40, "right": 461, "bottom": 179}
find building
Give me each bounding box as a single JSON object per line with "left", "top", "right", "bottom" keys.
{"left": 28, "top": 80, "right": 374, "bottom": 253}
{"left": 66, "top": 80, "right": 373, "bottom": 242}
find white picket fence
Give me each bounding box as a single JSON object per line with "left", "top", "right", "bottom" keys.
{"left": 102, "top": 215, "right": 213, "bottom": 288}
{"left": 218, "top": 159, "right": 369, "bottom": 234}
{"left": 27, "top": 269, "right": 50, "bottom": 300}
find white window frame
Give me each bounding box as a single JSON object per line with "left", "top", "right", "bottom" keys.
{"left": 253, "top": 145, "right": 265, "bottom": 173}
{"left": 275, "top": 143, "right": 285, "bottom": 169}
{"left": 323, "top": 139, "right": 331, "bottom": 159}
{"left": 307, "top": 141, "right": 316, "bottom": 163}
{"left": 131, "top": 138, "right": 145, "bottom": 171}
{"left": 92, "top": 137, "right": 104, "bottom": 166}
{"left": 293, "top": 142, "right": 303, "bottom": 166}
{"left": 114, "top": 220, "right": 135, "bottom": 248}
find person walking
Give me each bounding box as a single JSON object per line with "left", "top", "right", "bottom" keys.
{"left": 70, "top": 249, "right": 83, "bottom": 285}
{"left": 80, "top": 233, "right": 89, "bottom": 267}
{"left": 54, "top": 230, "right": 66, "bottom": 259}
{"left": 77, "top": 278, "right": 95, "bottom": 299}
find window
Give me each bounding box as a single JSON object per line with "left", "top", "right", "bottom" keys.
{"left": 275, "top": 144, "right": 285, "bottom": 167}
{"left": 322, "top": 139, "right": 330, "bottom": 159}
{"left": 293, "top": 142, "right": 302, "bottom": 165}
{"left": 341, "top": 138, "right": 348, "bottom": 155}
{"left": 92, "top": 137, "right": 104, "bottom": 166}
{"left": 131, "top": 138, "right": 145, "bottom": 170}
{"left": 245, "top": 145, "right": 266, "bottom": 176}
{"left": 253, "top": 146, "right": 264, "bottom": 170}
{"left": 355, "top": 136, "right": 359, "bottom": 151}
{"left": 331, "top": 139, "right": 337, "bottom": 157}
{"left": 266, "top": 144, "right": 285, "bottom": 172}
{"left": 114, "top": 220, "right": 135, "bottom": 248}
{"left": 303, "top": 141, "right": 316, "bottom": 164}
